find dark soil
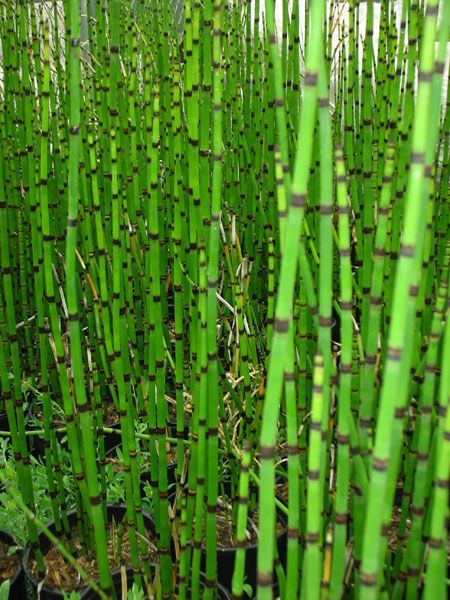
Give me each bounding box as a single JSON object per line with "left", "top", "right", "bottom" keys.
{"left": 387, "top": 505, "right": 410, "bottom": 553}
{"left": 108, "top": 445, "right": 177, "bottom": 473}
{"left": 30, "top": 522, "right": 157, "bottom": 592}
{"left": 36, "top": 402, "right": 120, "bottom": 427}
{"left": 103, "top": 402, "right": 119, "bottom": 426}
{"left": 0, "top": 539, "right": 20, "bottom": 582}
{"left": 167, "top": 399, "right": 192, "bottom": 425}
{"left": 35, "top": 404, "right": 65, "bottom": 428}
{"left": 275, "top": 479, "right": 289, "bottom": 503}
{"left": 214, "top": 496, "right": 283, "bottom": 548}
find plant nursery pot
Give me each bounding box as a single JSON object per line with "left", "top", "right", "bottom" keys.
{"left": 168, "top": 418, "right": 191, "bottom": 440}
{"left": 105, "top": 445, "right": 177, "bottom": 488}
{"left": 102, "top": 421, "right": 122, "bottom": 452}
{"left": 31, "top": 395, "right": 122, "bottom": 458}
{"left": 0, "top": 411, "right": 9, "bottom": 432}
{"left": 0, "top": 530, "right": 25, "bottom": 599}
{"left": 80, "top": 566, "right": 231, "bottom": 599}
{"left": 0, "top": 401, "right": 33, "bottom": 436}
{"left": 29, "top": 402, "right": 67, "bottom": 459}
{"left": 194, "top": 481, "right": 287, "bottom": 593}
{"left": 178, "top": 572, "right": 232, "bottom": 600}
{"left": 140, "top": 463, "right": 177, "bottom": 494}
{"left": 208, "top": 507, "right": 287, "bottom": 593}
{"left": 23, "top": 504, "right": 156, "bottom": 600}
{"left": 169, "top": 479, "right": 288, "bottom": 586}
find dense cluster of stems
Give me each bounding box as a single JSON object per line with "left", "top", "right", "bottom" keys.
{"left": 0, "top": 1, "right": 449, "bottom": 599}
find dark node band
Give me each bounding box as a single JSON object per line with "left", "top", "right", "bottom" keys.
{"left": 292, "top": 192, "right": 306, "bottom": 207}
{"left": 360, "top": 572, "right": 377, "bottom": 586}
{"left": 260, "top": 445, "right": 276, "bottom": 459}
{"left": 304, "top": 72, "right": 318, "bottom": 86}
{"left": 275, "top": 318, "right": 290, "bottom": 332}
{"left": 335, "top": 511, "right": 348, "bottom": 524}
{"left": 306, "top": 532, "right": 320, "bottom": 543}
{"left": 372, "top": 457, "right": 388, "bottom": 471}
{"left": 256, "top": 573, "right": 273, "bottom": 587}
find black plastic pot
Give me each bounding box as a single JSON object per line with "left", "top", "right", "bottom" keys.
{"left": 23, "top": 504, "right": 155, "bottom": 600}
{"left": 0, "top": 530, "right": 25, "bottom": 599}
{"left": 0, "top": 400, "right": 33, "bottom": 436}
{"left": 140, "top": 463, "right": 177, "bottom": 494}
{"left": 208, "top": 508, "right": 287, "bottom": 593}
{"left": 28, "top": 399, "right": 69, "bottom": 459}
{"left": 192, "top": 481, "right": 287, "bottom": 593}
{"left": 0, "top": 411, "right": 9, "bottom": 432}
{"left": 30, "top": 425, "right": 66, "bottom": 459}
{"left": 102, "top": 421, "right": 122, "bottom": 452}
{"left": 30, "top": 400, "right": 121, "bottom": 459}
{"left": 105, "top": 446, "right": 177, "bottom": 489}
{"left": 167, "top": 418, "right": 191, "bottom": 440}
{"left": 80, "top": 566, "right": 231, "bottom": 599}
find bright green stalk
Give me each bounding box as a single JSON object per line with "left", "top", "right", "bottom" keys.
{"left": 65, "top": 2, "right": 113, "bottom": 595}
{"left": 359, "top": 1, "right": 441, "bottom": 596}
{"left": 401, "top": 278, "right": 448, "bottom": 597}
{"left": 266, "top": 237, "right": 276, "bottom": 347}
{"left": 191, "top": 246, "right": 208, "bottom": 600}
{"left": 342, "top": 0, "right": 362, "bottom": 265}
{"left": 422, "top": 275, "right": 450, "bottom": 600}
{"left": 257, "top": 2, "right": 325, "bottom": 597}
{"left": 301, "top": 352, "right": 325, "bottom": 599}
{"left": 178, "top": 492, "right": 188, "bottom": 600}
{"left": 264, "top": 0, "right": 291, "bottom": 194}
{"left": 329, "top": 147, "right": 353, "bottom": 599}
{"left": 359, "top": 144, "right": 396, "bottom": 456}
{"left": 359, "top": 0, "right": 375, "bottom": 345}
{"left": 107, "top": 0, "right": 145, "bottom": 586}
{"left": 146, "top": 80, "right": 173, "bottom": 597}
{"left": 170, "top": 66, "right": 187, "bottom": 480}
{"left": 205, "top": 1, "right": 223, "bottom": 592}
{"left": 231, "top": 442, "right": 251, "bottom": 598}
{"left": 316, "top": 54, "right": 334, "bottom": 539}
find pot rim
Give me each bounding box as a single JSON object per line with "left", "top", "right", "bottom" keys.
{"left": 170, "top": 486, "right": 287, "bottom": 556}
{"left": 22, "top": 503, "right": 155, "bottom": 596}
{"left": 213, "top": 507, "right": 287, "bottom": 556}
{"left": 0, "top": 529, "right": 23, "bottom": 586}
{"left": 80, "top": 566, "right": 232, "bottom": 600}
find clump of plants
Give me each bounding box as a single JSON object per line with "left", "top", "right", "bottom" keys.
{"left": 0, "top": 0, "right": 449, "bottom": 599}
